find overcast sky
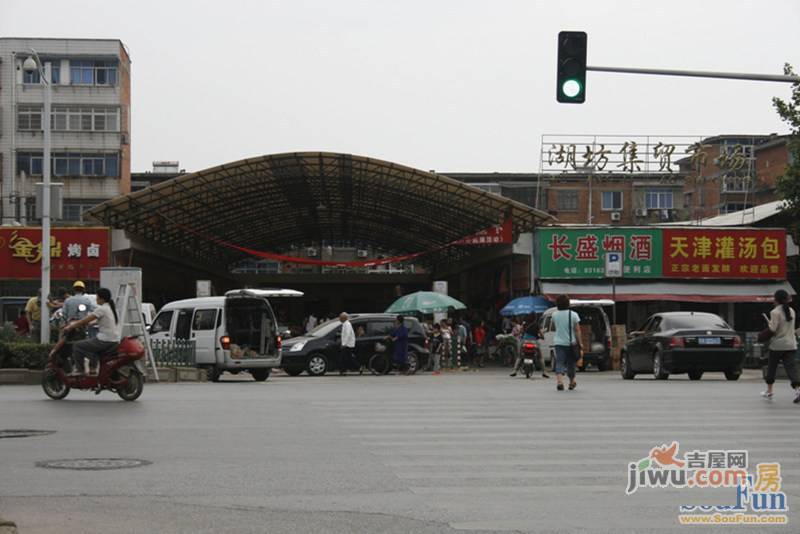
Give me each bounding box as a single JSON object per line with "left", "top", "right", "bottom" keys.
{"left": 3, "top": 0, "right": 799, "bottom": 174}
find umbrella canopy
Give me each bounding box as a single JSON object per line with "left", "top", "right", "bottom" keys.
{"left": 385, "top": 291, "right": 467, "bottom": 315}
{"left": 500, "top": 296, "right": 552, "bottom": 316}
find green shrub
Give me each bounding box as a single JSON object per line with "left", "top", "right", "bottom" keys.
{"left": 0, "top": 322, "right": 18, "bottom": 342}
{"left": 0, "top": 341, "right": 53, "bottom": 370}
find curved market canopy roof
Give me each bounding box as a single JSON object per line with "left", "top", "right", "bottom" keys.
{"left": 87, "top": 152, "right": 553, "bottom": 266}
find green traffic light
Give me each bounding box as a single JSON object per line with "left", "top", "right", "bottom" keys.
{"left": 562, "top": 79, "right": 582, "bottom": 98}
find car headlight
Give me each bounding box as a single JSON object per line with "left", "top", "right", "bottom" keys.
{"left": 289, "top": 342, "right": 306, "bottom": 352}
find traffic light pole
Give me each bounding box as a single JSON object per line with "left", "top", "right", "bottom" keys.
{"left": 587, "top": 65, "right": 800, "bottom": 84}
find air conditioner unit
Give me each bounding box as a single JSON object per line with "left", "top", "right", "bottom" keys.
{"left": 635, "top": 208, "right": 648, "bottom": 217}
{"left": 357, "top": 249, "right": 369, "bottom": 258}
{"left": 306, "top": 247, "right": 318, "bottom": 257}
{"left": 610, "top": 211, "right": 622, "bottom": 222}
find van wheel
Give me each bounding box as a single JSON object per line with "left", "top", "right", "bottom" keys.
{"left": 206, "top": 366, "right": 221, "bottom": 383}
{"left": 688, "top": 370, "right": 703, "bottom": 381}
{"left": 307, "top": 354, "right": 328, "bottom": 376}
{"left": 284, "top": 367, "right": 303, "bottom": 377}
{"left": 251, "top": 369, "right": 270, "bottom": 382}
{"left": 597, "top": 359, "right": 608, "bottom": 372}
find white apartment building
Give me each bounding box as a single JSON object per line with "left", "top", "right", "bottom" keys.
{"left": 0, "top": 37, "right": 131, "bottom": 225}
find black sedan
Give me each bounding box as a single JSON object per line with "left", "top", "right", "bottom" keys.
{"left": 621, "top": 312, "right": 745, "bottom": 381}
{"left": 281, "top": 314, "right": 430, "bottom": 376}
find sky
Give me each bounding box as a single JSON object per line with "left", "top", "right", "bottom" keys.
{"left": 2, "top": 0, "right": 799, "bottom": 174}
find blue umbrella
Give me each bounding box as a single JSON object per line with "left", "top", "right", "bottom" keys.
{"left": 500, "top": 296, "right": 553, "bottom": 316}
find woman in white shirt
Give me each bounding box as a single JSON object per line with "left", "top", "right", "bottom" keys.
{"left": 64, "top": 287, "right": 120, "bottom": 376}
{"left": 761, "top": 289, "right": 799, "bottom": 403}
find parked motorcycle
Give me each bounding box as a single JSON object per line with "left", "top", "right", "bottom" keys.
{"left": 42, "top": 330, "right": 146, "bottom": 401}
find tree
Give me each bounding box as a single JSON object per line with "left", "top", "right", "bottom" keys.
{"left": 772, "top": 63, "right": 800, "bottom": 234}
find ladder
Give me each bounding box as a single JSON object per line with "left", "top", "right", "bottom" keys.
{"left": 115, "top": 283, "right": 159, "bottom": 381}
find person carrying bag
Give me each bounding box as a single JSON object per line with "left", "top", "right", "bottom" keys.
{"left": 552, "top": 294, "right": 584, "bottom": 391}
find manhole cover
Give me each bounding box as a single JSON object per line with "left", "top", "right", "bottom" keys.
{"left": 36, "top": 458, "right": 152, "bottom": 471}
{"left": 0, "top": 429, "right": 56, "bottom": 439}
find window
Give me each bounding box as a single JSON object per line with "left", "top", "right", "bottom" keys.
{"left": 62, "top": 200, "right": 101, "bottom": 222}
{"left": 645, "top": 190, "right": 673, "bottom": 209}
{"left": 722, "top": 176, "right": 751, "bottom": 193}
{"left": 601, "top": 191, "right": 623, "bottom": 211}
{"left": 19, "top": 106, "right": 119, "bottom": 132}
{"left": 70, "top": 59, "right": 117, "bottom": 86}
{"left": 683, "top": 192, "right": 693, "bottom": 209}
{"left": 17, "top": 152, "right": 120, "bottom": 178}
{"left": 722, "top": 203, "right": 752, "bottom": 214}
{"left": 556, "top": 190, "right": 579, "bottom": 211}
{"left": 367, "top": 321, "right": 395, "bottom": 337}
{"left": 192, "top": 309, "right": 218, "bottom": 331}
{"left": 22, "top": 63, "right": 61, "bottom": 84}
{"left": 52, "top": 106, "right": 119, "bottom": 132}
{"left": 17, "top": 106, "right": 42, "bottom": 131}
{"left": 150, "top": 311, "right": 174, "bottom": 334}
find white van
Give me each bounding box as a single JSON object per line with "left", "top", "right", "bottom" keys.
{"left": 537, "top": 299, "right": 614, "bottom": 371}
{"left": 148, "top": 289, "right": 303, "bottom": 382}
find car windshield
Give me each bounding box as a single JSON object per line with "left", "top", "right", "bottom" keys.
{"left": 306, "top": 319, "right": 341, "bottom": 337}
{"left": 662, "top": 315, "right": 730, "bottom": 331}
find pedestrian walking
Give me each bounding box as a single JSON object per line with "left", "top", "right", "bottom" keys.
{"left": 760, "top": 290, "right": 800, "bottom": 403}
{"left": 551, "top": 295, "right": 584, "bottom": 391}
{"left": 473, "top": 320, "right": 486, "bottom": 368}
{"left": 25, "top": 290, "right": 42, "bottom": 342}
{"left": 509, "top": 318, "right": 525, "bottom": 376}
{"left": 390, "top": 315, "right": 410, "bottom": 374}
{"left": 338, "top": 312, "right": 358, "bottom": 375}
{"left": 429, "top": 323, "right": 442, "bottom": 374}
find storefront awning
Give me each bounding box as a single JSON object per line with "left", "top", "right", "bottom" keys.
{"left": 541, "top": 280, "right": 796, "bottom": 303}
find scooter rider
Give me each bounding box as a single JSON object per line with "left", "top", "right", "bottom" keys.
{"left": 62, "top": 280, "right": 95, "bottom": 338}
{"left": 64, "top": 288, "right": 120, "bottom": 376}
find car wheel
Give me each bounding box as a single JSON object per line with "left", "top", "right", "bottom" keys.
{"left": 368, "top": 353, "right": 391, "bottom": 375}
{"left": 621, "top": 352, "right": 635, "bottom": 380}
{"left": 724, "top": 370, "right": 741, "bottom": 381}
{"left": 251, "top": 368, "right": 270, "bottom": 382}
{"left": 283, "top": 367, "right": 303, "bottom": 377}
{"left": 205, "top": 366, "right": 221, "bottom": 383}
{"left": 307, "top": 354, "right": 328, "bottom": 376}
{"left": 653, "top": 351, "right": 669, "bottom": 380}
{"left": 688, "top": 370, "right": 703, "bottom": 381}
{"left": 597, "top": 359, "right": 608, "bottom": 372}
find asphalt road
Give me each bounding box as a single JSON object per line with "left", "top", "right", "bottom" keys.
{"left": 0, "top": 368, "right": 798, "bottom": 534}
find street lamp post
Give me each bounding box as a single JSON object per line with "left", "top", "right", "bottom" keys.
{"left": 22, "top": 51, "right": 52, "bottom": 344}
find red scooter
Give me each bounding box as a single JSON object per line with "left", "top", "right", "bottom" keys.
{"left": 42, "top": 330, "right": 146, "bottom": 401}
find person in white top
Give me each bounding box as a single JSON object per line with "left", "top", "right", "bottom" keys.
{"left": 338, "top": 312, "right": 358, "bottom": 375}
{"left": 64, "top": 287, "right": 121, "bottom": 376}
{"left": 761, "top": 289, "right": 799, "bottom": 403}
{"left": 305, "top": 313, "right": 318, "bottom": 333}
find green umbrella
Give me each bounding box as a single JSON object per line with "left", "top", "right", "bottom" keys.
{"left": 385, "top": 291, "right": 466, "bottom": 315}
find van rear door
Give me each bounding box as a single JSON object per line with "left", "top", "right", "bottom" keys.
{"left": 224, "top": 291, "right": 279, "bottom": 363}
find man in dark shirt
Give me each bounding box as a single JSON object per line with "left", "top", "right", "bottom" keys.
{"left": 390, "top": 315, "right": 409, "bottom": 374}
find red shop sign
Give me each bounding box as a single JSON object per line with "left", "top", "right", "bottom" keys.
{"left": 662, "top": 228, "right": 785, "bottom": 280}
{"left": 0, "top": 227, "right": 110, "bottom": 280}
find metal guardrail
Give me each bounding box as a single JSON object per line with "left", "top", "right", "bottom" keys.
{"left": 150, "top": 339, "right": 196, "bottom": 367}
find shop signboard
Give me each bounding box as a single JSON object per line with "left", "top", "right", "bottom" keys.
{"left": 0, "top": 227, "right": 110, "bottom": 280}
{"left": 539, "top": 228, "right": 662, "bottom": 279}
{"left": 538, "top": 227, "right": 785, "bottom": 280}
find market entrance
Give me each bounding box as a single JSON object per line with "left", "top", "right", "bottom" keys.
{"left": 87, "top": 152, "right": 552, "bottom": 328}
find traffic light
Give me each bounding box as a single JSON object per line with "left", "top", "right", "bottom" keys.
{"left": 556, "top": 31, "right": 587, "bottom": 103}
